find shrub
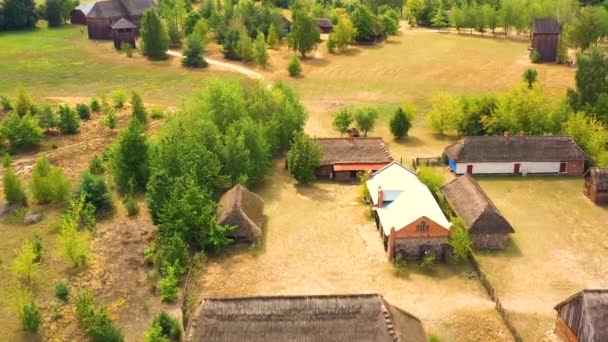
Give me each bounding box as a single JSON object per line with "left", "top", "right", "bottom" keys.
{"left": 57, "top": 104, "right": 80, "bottom": 134}
{"left": 30, "top": 234, "right": 43, "bottom": 262}
{"left": 38, "top": 105, "right": 57, "bottom": 131}
{"left": 123, "top": 194, "right": 139, "bottom": 217}
{"left": 416, "top": 165, "right": 444, "bottom": 194}
{"left": 393, "top": 254, "right": 407, "bottom": 274}
{"left": 11, "top": 241, "right": 39, "bottom": 284}
{"left": 0, "top": 112, "right": 43, "bottom": 149}
{"left": 112, "top": 90, "right": 127, "bottom": 109}
{"left": 121, "top": 42, "right": 133, "bottom": 57}
{"left": 84, "top": 307, "right": 124, "bottom": 342}
{"left": 1, "top": 95, "right": 13, "bottom": 111}
{"left": 15, "top": 88, "right": 34, "bottom": 117}
{"left": 74, "top": 290, "right": 95, "bottom": 322}
{"left": 150, "top": 108, "right": 164, "bottom": 119}
{"left": 60, "top": 196, "right": 92, "bottom": 267}
{"left": 21, "top": 301, "right": 42, "bottom": 333}
{"left": 110, "top": 119, "right": 148, "bottom": 193}
{"left": 88, "top": 155, "right": 105, "bottom": 175}
{"left": 104, "top": 109, "right": 118, "bottom": 129}
{"left": 327, "top": 35, "right": 336, "bottom": 53}
{"left": 90, "top": 98, "right": 101, "bottom": 112}
{"left": 3, "top": 155, "right": 28, "bottom": 206}
{"left": 358, "top": 171, "right": 370, "bottom": 202}
{"left": 449, "top": 217, "right": 472, "bottom": 263}
{"left": 421, "top": 251, "right": 437, "bottom": 268}
{"left": 31, "top": 155, "right": 71, "bottom": 204}
{"left": 287, "top": 54, "right": 302, "bottom": 77}
{"left": 55, "top": 282, "right": 69, "bottom": 301}
{"left": 390, "top": 107, "right": 413, "bottom": 139}
{"left": 530, "top": 49, "right": 541, "bottom": 63}
{"left": 144, "top": 324, "right": 168, "bottom": 342}
{"left": 76, "top": 103, "right": 91, "bottom": 120}
{"left": 152, "top": 311, "right": 181, "bottom": 340}
{"left": 76, "top": 171, "right": 113, "bottom": 214}
{"left": 182, "top": 33, "right": 207, "bottom": 68}
{"left": 159, "top": 266, "right": 179, "bottom": 302}
{"left": 131, "top": 92, "right": 147, "bottom": 125}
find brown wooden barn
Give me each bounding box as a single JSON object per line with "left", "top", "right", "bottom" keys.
{"left": 216, "top": 184, "right": 264, "bottom": 245}
{"left": 317, "top": 18, "right": 333, "bottom": 33}
{"left": 554, "top": 289, "right": 608, "bottom": 342}
{"left": 531, "top": 18, "right": 561, "bottom": 62}
{"left": 86, "top": 0, "right": 155, "bottom": 40}
{"left": 584, "top": 168, "right": 608, "bottom": 205}
{"left": 70, "top": 3, "right": 94, "bottom": 25}
{"left": 313, "top": 137, "right": 393, "bottom": 181}
{"left": 111, "top": 18, "right": 137, "bottom": 49}
{"left": 441, "top": 174, "right": 515, "bottom": 249}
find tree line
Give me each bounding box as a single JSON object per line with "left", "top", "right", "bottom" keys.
{"left": 0, "top": 0, "right": 78, "bottom": 30}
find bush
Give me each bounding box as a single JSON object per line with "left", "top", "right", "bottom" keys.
{"left": 390, "top": 107, "right": 413, "bottom": 139}
{"left": 112, "top": 90, "right": 127, "bottom": 109}
{"left": 530, "top": 49, "right": 541, "bottom": 63}
{"left": 110, "top": 119, "right": 148, "bottom": 193}
{"left": 15, "top": 88, "right": 34, "bottom": 117}
{"left": 1, "top": 95, "right": 13, "bottom": 111}
{"left": 31, "top": 155, "right": 71, "bottom": 204}
{"left": 3, "top": 155, "right": 28, "bottom": 206}
{"left": 88, "top": 155, "right": 105, "bottom": 175}
{"left": 327, "top": 36, "right": 336, "bottom": 53}
{"left": 90, "top": 98, "right": 101, "bottom": 112}
{"left": 60, "top": 196, "right": 92, "bottom": 267}
{"left": 104, "top": 109, "right": 118, "bottom": 129}
{"left": 159, "top": 266, "right": 179, "bottom": 302}
{"left": 76, "top": 171, "right": 113, "bottom": 213}
{"left": 74, "top": 290, "right": 124, "bottom": 341}
{"left": 123, "top": 193, "right": 139, "bottom": 217}
{"left": 150, "top": 108, "right": 164, "bottom": 119}
{"left": 182, "top": 33, "right": 207, "bottom": 68}
{"left": 151, "top": 311, "right": 181, "bottom": 340}
{"left": 76, "top": 103, "right": 91, "bottom": 120}
{"left": 287, "top": 133, "right": 321, "bottom": 184}
{"left": 144, "top": 324, "right": 167, "bottom": 342}
{"left": 449, "top": 217, "right": 472, "bottom": 263}
{"left": 393, "top": 254, "right": 407, "bottom": 274}
{"left": 74, "top": 290, "right": 95, "bottom": 322}
{"left": 21, "top": 301, "right": 42, "bottom": 333}
{"left": 55, "top": 282, "right": 69, "bottom": 301}
{"left": 57, "top": 104, "right": 80, "bottom": 134}
{"left": 287, "top": 54, "right": 302, "bottom": 77}
{"left": 121, "top": 42, "right": 133, "bottom": 57}
{"left": 11, "top": 241, "right": 39, "bottom": 284}
{"left": 416, "top": 165, "right": 444, "bottom": 194}
{"left": 421, "top": 251, "right": 437, "bottom": 268}
{"left": 131, "top": 92, "right": 147, "bottom": 125}
{"left": 30, "top": 234, "right": 43, "bottom": 262}
{"left": 0, "top": 112, "right": 43, "bottom": 149}
{"left": 38, "top": 105, "right": 57, "bottom": 131}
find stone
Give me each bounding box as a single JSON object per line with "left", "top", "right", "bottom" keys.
{"left": 0, "top": 203, "right": 21, "bottom": 217}
{"left": 24, "top": 213, "right": 43, "bottom": 225}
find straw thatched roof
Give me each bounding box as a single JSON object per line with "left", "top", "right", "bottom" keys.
{"left": 586, "top": 168, "right": 608, "bottom": 191}
{"left": 186, "top": 294, "right": 427, "bottom": 342}
{"left": 441, "top": 174, "right": 514, "bottom": 234}
{"left": 555, "top": 289, "right": 608, "bottom": 341}
{"left": 444, "top": 136, "right": 586, "bottom": 163}
{"left": 216, "top": 184, "right": 264, "bottom": 244}
{"left": 315, "top": 137, "right": 393, "bottom": 166}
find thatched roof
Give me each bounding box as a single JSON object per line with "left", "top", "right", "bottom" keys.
{"left": 186, "top": 294, "right": 427, "bottom": 342}
{"left": 554, "top": 289, "right": 608, "bottom": 341}
{"left": 216, "top": 184, "right": 264, "bottom": 243}
{"left": 586, "top": 168, "right": 608, "bottom": 190}
{"left": 533, "top": 18, "right": 561, "bottom": 34}
{"left": 444, "top": 135, "right": 586, "bottom": 163}
{"left": 441, "top": 174, "right": 514, "bottom": 234}
{"left": 317, "top": 18, "right": 333, "bottom": 29}
{"left": 315, "top": 137, "right": 393, "bottom": 166}
{"left": 112, "top": 18, "right": 136, "bottom": 29}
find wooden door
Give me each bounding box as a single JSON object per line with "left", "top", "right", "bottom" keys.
{"left": 559, "top": 162, "right": 567, "bottom": 173}
{"left": 466, "top": 165, "right": 473, "bottom": 174}
{"left": 514, "top": 163, "right": 521, "bottom": 174}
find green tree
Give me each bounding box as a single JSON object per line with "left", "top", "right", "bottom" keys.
{"left": 15, "top": 88, "right": 34, "bottom": 117}
{"left": 60, "top": 196, "right": 92, "bottom": 267}
{"left": 431, "top": 8, "right": 448, "bottom": 28}
{"left": 57, "top": 104, "right": 80, "bottom": 134}
{"left": 570, "top": 47, "right": 608, "bottom": 110}
{"left": 30, "top": 155, "right": 71, "bottom": 204}
{"left": 487, "top": 84, "right": 553, "bottom": 135}
{"left": 332, "top": 108, "right": 353, "bottom": 136}
{"left": 37, "top": 105, "right": 56, "bottom": 131}
{"left": 21, "top": 301, "right": 41, "bottom": 333}
{"left": 46, "top": 0, "right": 63, "bottom": 27}
{"left": 192, "top": 18, "right": 210, "bottom": 43}
{"left": 287, "top": 10, "right": 320, "bottom": 57}
{"left": 76, "top": 171, "right": 113, "bottom": 213}
{"left": 104, "top": 108, "right": 118, "bottom": 129}
{"left": 562, "top": 112, "right": 608, "bottom": 166}
{"left": 222, "top": 27, "right": 241, "bottom": 60}
{"left": 182, "top": 33, "right": 208, "bottom": 68}
{"left": 329, "top": 17, "right": 356, "bottom": 52}
{"left": 2, "top": 0, "right": 38, "bottom": 30}
{"left": 354, "top": 106, "right": 378, "bottom": 136}
{"left": 390, "top": 106, "right": 413, "bottom": 139}
{"left": 379, "top": 6, "right": 400, "bottom": 35}
{"left": 254, "top": 32, "right": 268, "bottom": 68}
{"left": 236, "top": 31, "right": 254, "bottom": 62}
{"left": 351, "top": 5, "right": 377, "bottom": 42}
{"left": 0, "top": 112, "right": 43, "bottom": 149}
{"left": 482, "top": 4, "right": 498, "bottom": 36}
{"left": 427, "top": 92, "right": 460, "bottom": 134}
{"left": 416, "top": 165, "right": 444, "bottom": 193}
{"left": 183, "top": 10, "right": 202, "bottom": 35}
{"left": 267, "top": 22, "right": 279, "bottom": 47}
{"left": 523, "top": 68, "right": 538, "bottom": 89}
{"left": 3, "top": 155, "right": 27, "bottom": 206}
{"left": 131, "top": 92, "right": 148, "bottom": 124}
{"left": 448, "top": 217, "right": 472, "bottom": 263}
{"left": 140, "top": 8, "right": 170, "bottom": 60}
{"left": 111, "top": 119, "right": 149, "bottom": 193}
{"left": 112, "top": 89, "right": 127, "bottom": 109}
{"left": 287, "top": 54, "right": 302, "bottom": 77}
{"left": 11, "top": 241, "right": 39, "bottom": 285}
{"left": 167, "top": 21, "right": 182, "bottom": 48}
{"left": 565, "top": 6, "right": 608, "bottom": 51}
{"left": 450, "top": 6, "right": 465, "bottom": 33}
{"left": 76, "top": 103, "right": 91, "bottom": 120}
{"left": 287, "top": 133, "right": 321, "bottom": 184}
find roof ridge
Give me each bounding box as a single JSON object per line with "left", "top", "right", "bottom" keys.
{"left": 204, "top": 293, "right": 383, "bottom": 301}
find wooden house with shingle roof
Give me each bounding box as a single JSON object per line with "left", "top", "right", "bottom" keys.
{"left": 584, "top": 168, "right": 608, "bottom": 205}
{"left": 444, "top": 133, "right": 586, "bottom": 175}
{"left": 441, "top": 174, "right": 514, "bottom": 249}
{"left": 111, "top": 18, "right": 137, "bottom": 49}
{"left": 216, "top": 184, "right": 264, "bottom": 245}
{"left": 314, "top": 137, "right": 393, "bottom": 181}
{"left": 186, "top": 294, "right": 427, "bottom": 342}
{"left": 554, "top": 289, "right": 608, "bottom": 342}
{"left": 86, "top": 0, "right": 156, "bottom": 40}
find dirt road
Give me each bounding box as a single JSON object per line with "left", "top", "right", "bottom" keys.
{"left": 166, "top": 50, "right": 262, "bottom": 79}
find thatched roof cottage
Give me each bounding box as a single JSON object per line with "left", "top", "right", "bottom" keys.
{"left": 186, "top": 294, "right": 427, "bottom": 342}
{"left": 317, "top": 18, "right": 333, "bottom": 33}
{"left": 441, "top": 174, "right": 515, "bottom": 249}
{"left": 554, "top": 289, "right": 608, "bottom": 342}
{"left": 216, "top": 184, "right": 264, "bottom": 244}
{"left": 584, "top": 168, "right": 608, "bottom": 205}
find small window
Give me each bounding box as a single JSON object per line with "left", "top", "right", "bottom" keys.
{"left": 416, "top": 221, "right": 429, "bottom": 232}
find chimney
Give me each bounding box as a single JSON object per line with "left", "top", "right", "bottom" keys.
{"left": 519, "top": 131, "right": 525, "bottom": 141}
{"left": 503, "top": 131, "right": 510, "bottom": 141}
{"left": 378, "top": 186, "right": 384, "bottom": 207}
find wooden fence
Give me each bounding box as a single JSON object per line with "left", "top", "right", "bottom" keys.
{"left": 468, "top": 253, "right": 524, "bottom": 342}
{"left": 412, "top": 156, "right": 445, "bottom": 168}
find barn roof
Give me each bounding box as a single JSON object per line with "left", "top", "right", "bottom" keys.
{"left": 186, "top": 294, "right": 427, "bottom": 342}
{"left": 119, "top": 0, "right": 156, "bottom": 16}
{"left": 441, "top": 174, "right": 514, "bottom": 234}
{"left": 317, "top": 18, "right": 333, "bottom": 28}
{"left": 533, "top": 18, "right": 561, "bottom": 34}
{"left": 73, "top": 3, "right": 95, "bottom": 15}
{"left": 112, "top": 18, "right": 136, "bottom": 29}
{"left": 315, "top": 137, "right": 393, "bottom": 166}
{"left": 444, "top": 135, "right": 586, "bottom": 163}
{"left": 586, "top": 168, "right": 608, "bottom": 190}
{"left": 554, "top": 289, "right": 608, "bottom": 341}
{"left": 87, "top": 0, "right": 124, "bottom": 19}
{"left": 216, "top": 184, "right": 264, "bottom": 242}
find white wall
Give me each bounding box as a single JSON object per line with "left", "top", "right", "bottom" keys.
{"left": 455, "top": 161, "right": 562, "bottom": 175}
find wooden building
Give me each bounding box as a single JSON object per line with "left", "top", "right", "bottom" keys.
{"left": 317, "top": 18, "right": 333, "bottom": 33}
{"left": 111, "top": 18, "right": 136, "bottom": 49}
{"left": 584, "top": 168, "right": 608, "bottom": 205}
{"left": 554, "top": 289, "right": 608, "bottom": 342}
{"left": 314, "top": 137, "right": 393, "bottom": 181}
{"left": 531, "top": 18, "right": 561, "bottom": 62}
{"left": 444, "top": 133, "right": 586, "bottom": 175}
{"left": 441, "top": 174, "right": 515, "bottom": 249}
{"left": 70, "top": 3, "right": 94, "bottom": 25}
{"left": 366, "top": 162, "right": 452, "bottom": 260}
{"left": 186, "top": 294, "right": 427, "bottom": 342}
{"left": 86, "top": 0, "right": 155, "bottom": 40}
{"left": 216, "top": 184, "right": 264, "bottom": 245}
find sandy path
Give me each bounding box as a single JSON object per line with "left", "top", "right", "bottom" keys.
{"left": 167, "top": 50, "right": 262, "bottom": 79}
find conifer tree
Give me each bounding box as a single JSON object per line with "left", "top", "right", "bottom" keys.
{"left": 254, "top": 32, "right": 268, "bottom": 68}
{"left": 140, "top": 9, "right": 169, "bottom": 60}
{"left": 182, "top": 33, "right": 207, "bottom": 68}
{"left": 267, "top": 23, "right": 279, "bottom": 48}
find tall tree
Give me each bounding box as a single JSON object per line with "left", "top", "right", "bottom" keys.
{"left": 140, "top": 8, "right": 170, "bottom": 60}
{"left": 570, "top": 47, "right": 608, "bottom": 109}
{"left": 267, "top": 23, "right": 279, "bottom": 48}
{"left": 287, "top": 10, "right": 320, "bottom": 57}
{"left": 523, "top": 68, "right": 538, "bottom": 89}
{"left": 565, "top": 6, "right": 608, "bottom": 51}
{"left": 2, "top": 0, "right": 38, "bottom": 30}
{"left": 131, "top": 92, "right": 148, "bottom": 124}
{"left": 287, "top": 133, "right": 321, "bottom": 184}
{"left": 390, "top": 107, "right": 413, "bottom": 139}
{"left": 254, "top": 32, "right": 268, "bottom": 68}
{"left": 330, "top": 17, "right": 356, "bottom": 51}
{"left": 46, "top": 0, "right": 63, "bottom": 27}
{"left": 354, "top": 107, "right": 378, "bottom": 136}
{"left": 351, "top": 5, "right": 377, "bottom": 42}
{"left": 111, "top": 119, "right": 149, "bottom": 193}
{"left": 332, "top": 108, "right": 353, "bottom": 136}
{"left": 182, "top": 33, "right": 207, "bottom": 68}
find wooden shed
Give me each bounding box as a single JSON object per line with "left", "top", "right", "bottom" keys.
{"left": 86, "top": 0, "right": 156, "bottom": 40}
{"left": 441, "top": 174, "right": 515, "bottom": 249}
{"left": 317, "top": 18, "right": 333, "bottom": 33}
{"left": 532, "top": 18, "right": 561, "bottom": 62}
{"left": 584, "top": 168, "right": 608, "bottom": 205}
{"left": 554, "top": 289, "right": 608, "bottom": 342}
{"left": 186, "top": 294, "right": 427, "bottom": 342}
{"left": 70, "top": 3, "right": 94, "bottom": 25}
{"left": 216, "top": 184, "right": 264, "bottom": 245}
{"left": 111, "top": 18, "right": 137, "bottom": 49}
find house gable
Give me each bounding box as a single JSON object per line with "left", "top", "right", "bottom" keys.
{"left": 392, "top": 216, "right": 450, "bottom": 240}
